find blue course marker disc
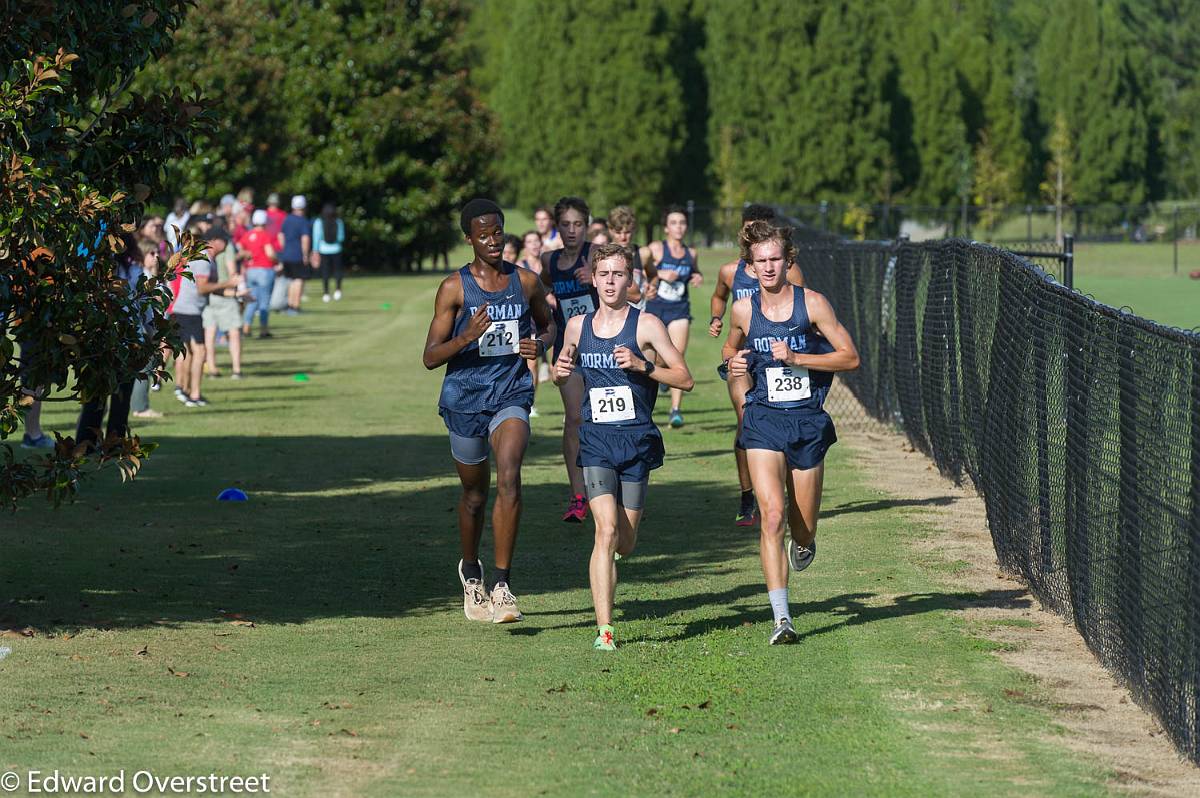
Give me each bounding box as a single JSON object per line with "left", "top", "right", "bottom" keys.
{"left": 217, "top": 488, "right": 248, "bottom": 502}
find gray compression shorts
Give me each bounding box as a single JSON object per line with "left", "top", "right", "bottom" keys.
{"left": 448, "top": 405, "right": 530, "bottom": 465}
{"left": 583, "top": 466, "right": 648, "bottom": 510}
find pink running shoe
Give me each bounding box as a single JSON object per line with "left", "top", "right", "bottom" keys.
{"left": 562, "top": 494, "right": 588, "bottom": 523}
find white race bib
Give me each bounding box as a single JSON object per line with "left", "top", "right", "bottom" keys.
{"left": 766, "top": 366, "right": 811, "bottom": 403}
{"left": 561, "top": 294, "right": 595, "bottom": 319}
{"left": 589, "top": 385, "right": 636, "bottom": 423}
{"left": 656, "top": 279, "right": 686, "bottom": 302}
{"left": 478, "top": 319, "right": 520, "bottom": 357}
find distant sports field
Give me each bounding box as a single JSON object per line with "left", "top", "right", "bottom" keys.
{"left": 3, "top": 272, "right": 1177, "bottom": 796}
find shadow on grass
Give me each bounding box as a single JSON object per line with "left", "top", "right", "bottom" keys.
{"left": 1, "top": 432, "right": 755, "bottom": 633}
{"left": 636, "top": 588, "right": 1031, "bottom": 643}
{"left": 822, "top": 496, "right": 959, "bottom": 518}
{"left": 2, "top": 429, "right": 1002, "bottom": 640}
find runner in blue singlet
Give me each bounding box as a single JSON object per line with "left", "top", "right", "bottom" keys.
{"left": 553, "top": 243, "right": 693, "bottom": 651}
{"left": 643, "top": 205, "right": 701, "bottom": 428}
{"left": 607, "top": 205, "right": 657, "bottom": 312}
{"left": 723, "top": 221, "right": 859, "bottom": 647}
{"left": 709, "top": 204, "right": 807, "bottom": 528}
{"left": 539, "top": 196, "right": 597, "bottom": 523}
{"left": 423, "top": 199, "right": 556, "bottom": 626}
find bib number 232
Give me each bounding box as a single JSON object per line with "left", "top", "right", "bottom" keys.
{"left": 766, "top": 366, "right": 811, "bottom": 403}
{"left": 561, "top": 295, "right": 595, "bottom": 319}
{"left": 478, "top": 319, "right": 520, "bottom": 357}
{"left": 589, "top": 385, "right": 636, "bottom": 423}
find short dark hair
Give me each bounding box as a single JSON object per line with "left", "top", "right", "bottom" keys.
{"left": 503, "top": 233, "right": 521, "bottom": 251}
{"left": 460, "top": 198, "right": 504, "bottom": 234}
{"left": 661, "top": 204, "right": 687, "bottom": 227}
{"left": 742, "top": 203, "right": 776, "bottom": 224}
{"left": 554, "top": 196, "right": 590, "bottom": 225}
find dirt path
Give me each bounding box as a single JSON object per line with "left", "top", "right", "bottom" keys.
{"left": 833, "top": 389, "right": 1200, "bottom": 796}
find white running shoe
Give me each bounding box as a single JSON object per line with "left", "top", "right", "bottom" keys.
{"left": 333, "top": 289, "right": 342, "bottom": 301}
{"left": 322, "top": 293, "right": 331, "bottom": 303}
{"left": 489, "top": 583, "right": 523, "bottom": 624}
{"left": 787, "top": 537, "right": 816, "bottom": 573}
{"left": 769, "top": 618, "right": 797, "bottom": 645}
{"left": 457, "top": 559, "right": 492, "bottom": 622}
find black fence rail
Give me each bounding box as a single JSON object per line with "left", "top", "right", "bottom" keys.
{"left": 794, "top": 234, "right": 1200, "bottom": 763}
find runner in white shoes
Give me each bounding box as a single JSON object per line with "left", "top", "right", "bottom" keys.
{"left": 722, "top": 221, "right": 858, "bottom": 645}
{"left": 423, "top": 199, "right": 556, "bottom": 623}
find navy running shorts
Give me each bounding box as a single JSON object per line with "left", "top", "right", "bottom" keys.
{"left": 645, "top": 299, "right": 691, "bottom": 326}
{"left": 737, "top": 403, "right": 837, "bottom": 470}
{"left": 440, "top": 400, "right": 531, "bottom": 465}
{"left": 577, "top": 423, "right": 664, "bottom": 482}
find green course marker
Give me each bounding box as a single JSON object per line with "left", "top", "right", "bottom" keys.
{"left": 293, "top": 373, "right": 310, "bottom": 382}
{"left": 381, "top": 303, "right": 392, "bottom": 310}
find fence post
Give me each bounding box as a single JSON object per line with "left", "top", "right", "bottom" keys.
{"left": 686, "top": 200, "right": 695, "bottom": 247}
{"left": 820, "top": 200, "right": 829, "bottom": 233}
{"left": 1174, "top": 205, "right": 1180, "bottom": 275}
{"left": 1026, "top": 204, "right": 1033, "bottom": 247}
{"left": 1063, "top": 233, "right": 1074, "bottom": 291}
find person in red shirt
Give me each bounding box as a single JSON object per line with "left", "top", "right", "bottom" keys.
{"left": 240, "top": 209, "right": 281, "bottom": 338}
{"left": 265, "top": 192, "right": 287, "bottom": 241}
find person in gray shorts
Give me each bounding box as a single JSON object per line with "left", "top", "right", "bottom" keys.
{"left": 202, "top": 226, "right": 246, "bottom": 379}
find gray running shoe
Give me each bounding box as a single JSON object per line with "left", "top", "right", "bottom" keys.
{"left": 458, "top": 559, "right": 492, "bottom": 622}
{"left": 489, "top": 583, "right": 523, "bottom": 624}
{"left": 769, "top": 618, "right": 797, "bottom": 645}
{"left": 787, "top": 537, "right": 816, "bottom": 573}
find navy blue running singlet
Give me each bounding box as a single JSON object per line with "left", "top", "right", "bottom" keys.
{"left": 743, "top": 286, "right": 833, "bottom": 411}
{"left": 650, "top": 240, "right": 694, "bottom": 306}
{"left": 549, "top": 244, "right": 597, "bottom": 341}
{"left": 438, "top": 263, "right": 533, "bottom": 414}
{"left": 731, "top": 259, "right": 759, "bottom": 300}
{"left": 577, "top": 308, "right": 657, "bottom": 428}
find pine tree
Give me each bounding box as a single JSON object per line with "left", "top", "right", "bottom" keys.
{"left": 981, "top": 41, "right": 1031, "bottom": 205}
{"left": 895, "top": 0, "right": 969, "bottom": 206}
{"left": 1035, "top": 0, "right": 1150, "bottom": 205}
{"left": 489, "top": 0, "right": 686, "bottom": 224}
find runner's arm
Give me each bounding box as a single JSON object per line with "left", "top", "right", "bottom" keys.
{"left": 524, "top": 270, "right": 556, "bottom": 358}
{"left": 637, "top": 313, "right": 694, "bottom": 391}
{"left": 786, "top": 262, "right": 805, "bottom": 287}
{"left": 552, "top": 315, "right": 584, "bottom": 386}
{"left": 721, "top": 297, "right": 750, "bottom": 362}
{"left": 422, "top": 277, "right": 476, "bottom": 369}
{"left": 709, "top": 260, "right": 736, "bottom": 335}
{"left": 538, "top": 257, "right": 559, "bottom": 312}
{"left": 687, "top": 247, "right": 702, "bottom": 286}
{"left": 789, "top": 290, "right": 859, "bottom": 372}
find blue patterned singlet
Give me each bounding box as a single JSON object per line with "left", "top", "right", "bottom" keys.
{"left": 438, "top": 263, "right": 533, "bottom": 414}
{"left": 743, "top": 286, "right": 833, "bottom": 411}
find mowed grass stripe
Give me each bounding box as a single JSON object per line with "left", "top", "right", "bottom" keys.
{"left": 3, "top": 274, "right": 1114, "bottom": 796}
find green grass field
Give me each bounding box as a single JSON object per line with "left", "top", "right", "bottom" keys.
{"left": 0, "top": 273, "right": 1135, "bottom": 796}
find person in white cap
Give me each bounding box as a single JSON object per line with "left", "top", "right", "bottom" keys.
{"left": 280, "top": 195, "right": 312, "bottom": 315}
{"left": 241, "top": 208, "right": 280, "bottom": 338}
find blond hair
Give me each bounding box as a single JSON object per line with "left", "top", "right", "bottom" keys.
{"left": 739, "top": 220, "right": 795, "bottom": 266}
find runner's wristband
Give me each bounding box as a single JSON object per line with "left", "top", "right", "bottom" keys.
{"left": 710, "top": 315, "right": 722, "bottom": 324}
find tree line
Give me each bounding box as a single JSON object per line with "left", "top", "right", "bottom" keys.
{"left": 476, "top": 0, "right": 1196, "bottom": 222}
{"left": 143, "top": 0, "right": 1198, "bottom": 263}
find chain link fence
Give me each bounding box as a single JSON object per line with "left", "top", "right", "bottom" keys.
{"left": 792, "top": 229, "right": 1200, "bottom": 764}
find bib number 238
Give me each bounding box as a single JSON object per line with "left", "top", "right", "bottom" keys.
{"left": 766, "top": 366, "right": 811, "bottom": 403}
{"left": 478, "top": 319, "right": 520, "bottom": 357}
{"left": 589, "top": 385, "right": 636, "bottom": 423}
